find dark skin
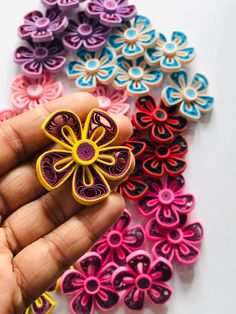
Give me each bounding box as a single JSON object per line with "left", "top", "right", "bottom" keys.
{"left": 0, "top": 93, "right": 134, "bottom": 314}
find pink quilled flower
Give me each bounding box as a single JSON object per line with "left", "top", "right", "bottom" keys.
{"left": 92, "top": 209, "right": 144, "bottom": 265}
{"left": 61, "top": 252, "right": 119, "bottom": 314}
{"left": 113, "top": 250, "right": 173, "bottom": 310}
{"left": 92, "top": 84, "right": 130, "bottom": 115}
{"left": 146, "top": 215, "right": 204, "bottom": 265}
{"left": 11, "top": 73, "right": 63, "bottom": 111}
{"left": 137, "top": 175, "right": 195, "bottom": 228}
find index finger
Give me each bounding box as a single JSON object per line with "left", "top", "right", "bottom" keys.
{"left": 0, "top": 93, "right": 99, "bottom": 175}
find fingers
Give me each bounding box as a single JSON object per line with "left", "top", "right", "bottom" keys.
{"left": 0, "top": 93, "right": 99, "bottom": 176}
{"left": 13, "top": 193, "right": 125, "bottom": 306}
{"left": 0, "top": 113, "right": 132, "bottom": 220}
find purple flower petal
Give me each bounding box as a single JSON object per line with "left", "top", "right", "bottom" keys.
{"left": 113, "top": 267, "right": 136, "bottom": 291}
{"left": 95, "top": 287, "right": 119, "bottom": 310}
{"left": 14, "top": 46, "right": 34, "bottom": 63}
{"left": 31, "top": 293, "right": 55, "bottom": 314}
{"left": 149, "top": 258, "right": 172, "bottom": 282}
{"left": 116, "top": 4, "right": 137, "bottom": 20}
{"left": 61, "top": 269, "right": 85, "bottom": 294}
{"left": 70, "top": 291, "right": 94, "bottom": 314}
{"left": 100, "top": 12, "right": 122, "bottom": 27}
{"left": 80, "top": 253, "right": 103, "bottom": 277}
{"left": 124, "top": 287, "right": 145, "bottom": 310}
{"left": 147, "top": 283, "right": 172, "bottom": 304}
{"left": 127, "top": 251, "right": 151, "bottom": 275}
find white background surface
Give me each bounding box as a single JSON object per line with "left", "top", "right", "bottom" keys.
{"left": 0, "top": 0, "right": 235, "bottom": 313}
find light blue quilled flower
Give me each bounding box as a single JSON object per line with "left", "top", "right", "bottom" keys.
{"left": 66, "top": 47, "right": 117, "bottom": 92}
{"left": 113, "top": 55, "right": 163, "bottom": 96}
{"left": 108, "top": 15, "right": 156, "bottom": 60}
{"left": 145, "top": 32, "right": 195, "bottom": 72}
{"left": 162, "top": 71, "right": 214, "bottom": 121}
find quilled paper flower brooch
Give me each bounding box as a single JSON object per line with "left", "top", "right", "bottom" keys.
{"left": 108, "top": 15, "right": 156, "bottom": 59}
{"left": 18, "top": 9, "right": 68, "bottom": 43}
{"left": 66, "top": 47, "right": 117, "bottom": 92}
{"left": 85, "top": 0, "right": 137, "bottom": 27}
{"left": 60, "top": 252, "right": 119, "bottom": 314}
{"left": 145, "top": 31, "right": 195, "bottom": 72}
{"left": 36, "top": 109, "right": 132, "bottom": 205}
{"left": 113, "top": 55, "right": 163, "bottom": 96}
{"left": 162, "top": 70, "right": 214, "bottom": 121}
{"left": 14, "top": 39, "right": 66, "bottom": 78}
{"left": 41, "top": 0, "right": 83, "bottom": 11}
{"left": 132, "top": 95, "right": 187, "bottom": 143}
{"left": 92, "top": 209, "right": 144, "bottom": 265}
{"left": 63, "top": 12, "right": 111, "bottom": 52}
{"left": 11, "top": 73, "right": 63, "bottom": 111}
{"left": 92, "top": 84, "right": 130, "bottom": 115}
{"left": 146, "top": 215, "right": 204, "bottom": 265}
{"left": 137, "top": 175, "right": 195, "bottom": 228}
{"left": 112, "top": 250, "right": 173, "bottom": 310}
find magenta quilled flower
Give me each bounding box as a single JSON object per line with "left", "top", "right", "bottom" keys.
{"left": 63, "top": 12, "right": 111, "bottom": 52}
{"left": 18, "top": 9, "right": 68, "bottom": 43}
{"left": 61, "top": 252, "right": 119, "bottom": 314}
{"left": 137, "top": 175, "right": 195, "bottom": 228}
{"left": 14, "top": 39, "right": 66, "bottom": 78}
{"left": 85, "top": 0, "right": 137, "bottom": 27}
{"left": 146, "top": 216, "right": 204, "bottom": 265}
{"left": 41, "top": 0, "right": 84, "bottom": 11}
{"left": 113, "top": 250, "right": 173, "bottom": 310}
{"left": 92, "top": 209, "right": 144, "bottom": 265}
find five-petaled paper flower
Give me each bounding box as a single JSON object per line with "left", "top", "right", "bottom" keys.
{"left": 63, "top": 12, "right": 111, "bottom": 52}
{"left": 162, "top": 70, "right": 214, "bottom": 121}
{"left": 61, "top": 252, "right": 119, "bottom": 314}
{"left": 145, "top": 31, "right": 195, "bottom": 72}
{"left": 92, "top": 84, "right": 130, "bottom": 115}
{"left": 14, "top": 39, "right": 66, "bottom": 78}
{"left": 108, "top": 15, "right": 156, "bottom": 59}
{"left": 146, "top": 215, "right": 204, "bottom": 265}
{"left": 113, "top": 55, "right": 163, "bottom": 96}
{"left": 113, "top": 250, "right": 173, "bottom": 310}
{"left": 92, "top": 209, "right": 144, "bottom": 265}
{"left": 36, "top": 109, "right": 132, "bottom": 205}
{"left": 137, "top": 175, "right": 195, "bottom": 228}
{"left": 132, "top": 95, "right": 187, "bottom": 143}
{"left": 85, "top": 0, "right": 137, "bottom": 27}
{"left": 11, "top": 73, "right": 63, "bottom": 112}
{"left": 18, "top": 9, "right": 68, "bottom": 43}
{"left": 66, "top": 47, "right": 117, "bottom": 92}
{"left": 142, "top": 136, "right": 188, "bottom": 178}
{"left": 41, "top": 0, "right": 83, "bottom": 11}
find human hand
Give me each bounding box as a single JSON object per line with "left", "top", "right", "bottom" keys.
{"left": 0, "top": 93, "right": 133, "bottom": 314}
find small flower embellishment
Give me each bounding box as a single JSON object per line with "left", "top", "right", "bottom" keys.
{"left": 145, "top": 31, "right": 195, "bottom": 72}
{"left": 137, "top": 175, "right": 195, "bottom": 228}
{"left": 11, "top": 73, "right": 63, "bottom": 111}
{"left": 92, "top": 84, "right": 130, "bottom": 115}
{"left": 36, "top": 109, "right": 132, "bottom": 205}
{"left": 113, "top": 250, "right": 173, "bottom": 310}
{"left": 63, "top": 12, "right": 111, "bottom": 52}
{"left": 108, "top": 15, "right": 156, "bottom": 59}
{"left": 85, "top": 0, "right": 137, "bottom": 27}
{"left": 146, "top": 216, "right": 204, "bottom": 265}
{"left": 132, "top": 95, "right": 187, "bottom": 143}
{"left": 61, "top": 252, "right": 119, "bottom": 314}
{"left": 0, "top": 109, "right": 17, "bottom": 121}
{"left": 162, "top": 70, "right": 214, "bottom": 121}
{"left": 14, "top": 39, "right": 66, "bottom": 78}
{"left": 41, "top": 0, "right": 82, "bottom": 11}
{"left": 113, "top": 55, "right": 163, "bottom": 96}
{"left": 67, "top": 47, "right": 117, "bottom": 92}
{"left": 18, "top": 9, "right": 68, "bottom": 43}
{"left": 142, "top": 136, "right": 188, "bottom": 178}
{"left": 92, "top": 209, "right": 144, "bottom": 265}
{"left": 25, "top": 290, "right": 56, "bottom": 314}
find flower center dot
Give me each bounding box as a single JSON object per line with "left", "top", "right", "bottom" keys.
{"left": 104, "top": 0, "right": 118, "bottom": 12}
{"left": 163, "top": 42, "right": 177, "bottom": 56}
{"left": 124, "top": 28, "right": 139, "bottom": 42}
{"left": 183, "top": 87, "right": 197, "bottom": 101}
{"left": 128, "top": 67, "right": 144, "bottom": 81}
{"left": 107, "top": 230, "right": 122, "bottom": 247}
{"left": 155, "top": 146, "right": 170, "bottom": 159}
{"left": 159, "top": 188, "right": 174, "bottom": 204}
{"left": 84, "top": 277, "right": 100, "bottom": 295}
{"left": 34, "top": 47, "right": 49, "bottom": 60}
{"left": 35, "top": 17, "right": 50, "bottom": 30}
{"left": 167, "top": 229, "right": 183, "bottom": 244}
{"left": 97, "top": 96, "right": 111, "bottom": 111}
{"left": 78, "top": 23, "right": 93, "bottom": 37}
{"left": 136, "top": 274, "right": 151, "bottom": 290}
{"left": 27, "top": 84, "right": 43, "bottom": 99}
{"left": 72, "top": 140, "right": 99, "bottom": 166}
{"left": 85, "top": 59, "right": 100, "bottom": 73}
{"left": 153, "top": 108, "right": 167, "bottom": 122}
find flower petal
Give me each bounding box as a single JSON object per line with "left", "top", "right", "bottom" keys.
{"left": 122, "top": 43, "right": 144, "bottom": 59}
{"left": 150, "top": 257, "right": 172, "bottom": 282}
{"left": 172, "top": 194, "right": 195, "bottom": 214}
{"left": 135, "top": 94, "right": 157, "bottom": 113}
{"left": 22, "top": 60, "right": 43, "bottom": 78}
{"left": 166, "top": 114, "right": 188, "bottom": 133}
{"left": 145, "top": 46, "right": 164, "bottom": 66}
{"left": 125, "top": 140, "right": 146, "bottom": 157}
{"left": 42, "top": 110, "right": 82, "bottom": 148}
{"left": 97, "top": 65, "right": 117, "bottom": 84}
{"left": 85, "top": 1, "right": 104, "bottom": 16}
{"left": 160, "top": 56, "right": 181, "bottom": 72}
{"left": 44, "top": 55, "right": 67, "bottom": 74}
{"left": 142, "top": 69, "right": 163, "bottom": 86}
{"left": 156, "top": 204, "right": 180, "bottom": 228}
{"left": 162, "top": 86, "right": 182, "bottom": 107}
{"left": 123, "top": 226, "right": 145, "bottom": 248}
{"left": 171, "top": 31, "right": 187, "bottom": 47}
{"left": 133, "top": 111, "right": 153, "bottom": 130}
{"left": 127, "top": 80, "right": 149, "bottom": 96}
{"left": 139, "top": 29, "right": 157, "bottom": 46}
{"left": 152, "top": 241, "right": 174, "bottom": 261}
{"left": 31, "top": 29, "right": 54, "bottom": 43}
{"left": 36, "top": 150, "right": 75, "bottom": 190}
{"left": 194, "top": 96, "right": 214, "bottom": 112}
{"left": 164, "top": 157, "right": 186, "bottom": 176}
{"left": 70, "top": 292, "right": 94, "bottom": 314}
{"left": 179, "top": 101, "right": 201, "bottom": 120}
{"left": 80, "top": 252, "right": 103, "bottom": 277}
{"left": 137, "top": 193, "right": 161, "bottom": 217}
{"left": 113, "top": 267, "right": 136, "bottom": 291}
{"left": 14, "top": 46, "right": 34, "bottom": 63}
{"left": 170, "top": 135, "right": 188, "bottom": 156}
{"left": 43, "top": 82, "right": 63, "bottom": 100}
{"left": 127, "top": 251, "right": 151, "bottom": 275}
{"left": 183, "top": 222, "right": 204, "bottom": 243}
{"left": 147, "top": 283, "right": 172, "bottom": 304}
{"left": 143, "top": 156, "right": 164, "bottom": 178}
{"left": 84, "top": 35, "right": 107, "bottom": 51}
{"left": 175, "top": 241, "right": 201, "bottom": 264}
{"left": 176, "top": 47, "right": 195, "bottom": 63}
{"left": 108, "top": 102, "right": 130, "bottom": 115}
{"left": 192, "top": 73, "right": 208, "bottom": 91}
{"left": 76, "top": 73, "right": 96, "bottom": 92}
{"left": 61, "top": 270, "right": 84, "bottom": 294}
{"left": 100, "top": 12, "right": 122, "bottom": 27}
{"left": 108, "top": 33, "right": 126, "bottom": 52}
{"left": 95, "top": 288, "right": 119, "bottom": 310}
{"left": 169, "top": 70, "right": 189, "bottom": 89}
{"left": 124, "top": 288, "right": 145, "bottom": 310}
{"left": 117, "top": 4, "right": 137, "bottom": 20}
{"left": 31, "top": 293, "right": 56, "bottom": 314}
{"left": 114, "top": 208, "right": 131, "bottom": 231}
{"left": 151, "top": 123, "right": 173, "bottom": 142}
{"left": 83, "top": 109, "right": 118, "bottom": 147}
{"left": 66, "top": 60, "right": 85, "bottom": 79}
{"left": 119, "top": 177, "right": 148, "bottom": 200}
